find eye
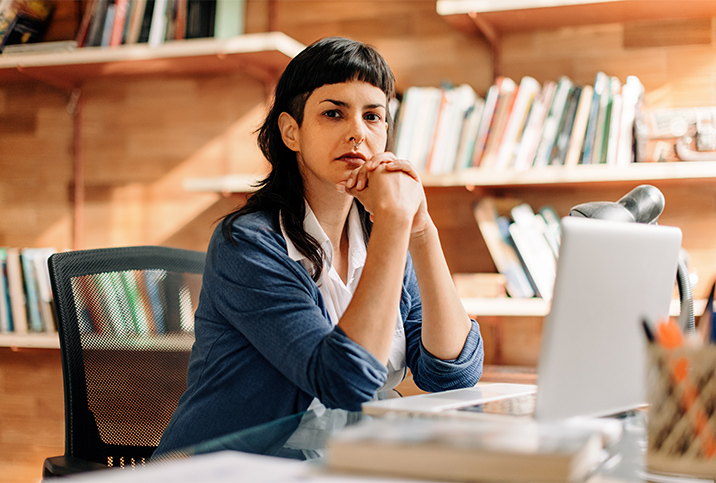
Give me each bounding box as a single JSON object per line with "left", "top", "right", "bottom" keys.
{"left": 364, "top": 112, "right": 383, "bottom": 122}
{"left": 323, "top": 109, "right": 342, "bottom": 119}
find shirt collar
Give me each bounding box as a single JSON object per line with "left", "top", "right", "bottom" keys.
{"left": 281, "top": 201, "right": 366, "bottom": 274}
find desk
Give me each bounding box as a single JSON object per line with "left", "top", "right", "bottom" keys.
{"left": 63, "top": 408, "right": 664, "bottom": 483}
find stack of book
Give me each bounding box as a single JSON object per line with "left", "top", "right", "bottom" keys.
{"left": 393, "top": 73, "right": 645, "bottom": 174}
{"left": 326, "top": 416, "right": 605, "bottom": 482}
{"left": 473, "top": 197, "right": 561, "bottom": 300}
{"left": 0, "top": 247, "right": 57, "bottom": 334}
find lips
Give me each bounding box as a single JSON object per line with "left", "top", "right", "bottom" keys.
{"left": 337, "top": 152, "right": 366, "bottom": 169}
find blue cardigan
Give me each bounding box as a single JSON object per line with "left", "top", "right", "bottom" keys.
{"left": 155, "top": 210, "right": 483, "bottom": 455}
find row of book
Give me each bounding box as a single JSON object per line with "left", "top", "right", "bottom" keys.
{"left": 75, "top": 0, "right": 243, "bottom": 49}
{"left": 0, "top": 247, "right": 57, "bottom": 334}
{"left": 0, "top": 246, "right": 197, "bottom": 336}
{"left": 0, "top": 0, "right": 243, "bottom": 54}
{"left": 473, "top": 198, "right": 561, "bottom": 300}
{"left": 72, "top": 269, "right": 197, "bottom": 336}
{"left": 393, "top": 73, "right": 645, "bottom": 175}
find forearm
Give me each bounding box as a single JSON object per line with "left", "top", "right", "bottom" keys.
{"left": 338, "top": 213, "right": 412, "bottom": 365}
{"left": 409, "top": 220, "right": 472, "bottom": 360}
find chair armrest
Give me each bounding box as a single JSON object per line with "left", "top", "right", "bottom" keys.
{"left": 43, "top": 455, "right": 107, "bottom": 478}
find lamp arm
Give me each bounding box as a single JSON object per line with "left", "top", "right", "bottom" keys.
{"left": 676, "top": 251, "right": 695, "bottom": 333}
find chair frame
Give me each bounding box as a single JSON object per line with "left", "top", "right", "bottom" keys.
{"left": 43, "top": 246, "right": 205, "bottom": 478}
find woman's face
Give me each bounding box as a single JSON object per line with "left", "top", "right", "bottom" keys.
{"left": 279, "top": 80, "right": 389, "bottom": 196}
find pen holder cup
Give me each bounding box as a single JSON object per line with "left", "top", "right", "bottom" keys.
{"left": 647, "top": 344, "right": 716, "bottom": 478}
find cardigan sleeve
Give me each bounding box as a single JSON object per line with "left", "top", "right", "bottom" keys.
{"left": 205, "top": 217, "right": 388, "bottom": 411}
{"left": 401, "top": 258, "right": 484, "bottom": 393}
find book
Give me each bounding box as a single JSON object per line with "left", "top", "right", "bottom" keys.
{"left": 84, "top": 0, "right": 109, "bottom": 47}
{"left": 549, "top": 84, "right": 582, "bottom": 166}
{"left": 494, "top": 76, "right": 541, "bottom": 171}
{"left": 325, "top": 417, "right": 604, "bottom": 482}
{"left": 509, "top": 203, "right": 557, "bottom": 301}
{"left": 124, "top": 0, "right": 148, "bottom": 44}
{"left": 563, "top": 84, "right": 593, "bottom": 167}
{"left": 478, "top": 76, "right": 517, "bottom": 170}
{"left": 0, "top": 0, "right": 54, "bottom": 52}
{"left": 213, "top": 0, "right": 244, "bottom": 39}
{"left": 617, "top": 75, "right": 644, "bottom": 166}
{"left": 591, "top": 75, "right": 613, "bottom": 164}
{"left": 532, "top": 76, "right": 573, "bottom": 168}
{"left": 604, "top": 76, "right": 623, "bottom": 166}
{"left": 471, "top": 83, "right": 499, "bottom": 167}
{"left": 99, "top": 2, "right": 115, "bottom": 47}
{"left": 137, "top": 0, "right": 155, "bottom": 42}
{"left": 454, "top": 95, "right": 486, "bottom": 170}
{"left": 427, "top": 84, "right": 479, "bottom": 174}
{"left": 473, "top": 198, "right": 535, "bottom": 299}
{"left": 109, "top": 0, "right": 130, "bottom": 46}
{"left": 580, "top": 72, "right": 608, "bottom": 164}
{"left": 147, "top": 0, "right": 167, "bottom": 47}
{"left": 408, "top": 87, "right": 443, "bottom": 171}
{"left": 185, "top": 0, "right": 214, "bottom": 39}
{"left": 0, "top": 248, "right": 11, "bottom": 332}
{"left": 4, "top": 248, "right": 27, "bottom": 334}
{"left": 512, "top": 80, "right": 556, "bottom": 171}
{"left": 25, "top": 247, "right": 56, "bottom": 333}
{"left": 20, "top": 248, "right": 45, "bottom": 332}
{"left": 75, "top": 0, "right": 97, "bottom": 46}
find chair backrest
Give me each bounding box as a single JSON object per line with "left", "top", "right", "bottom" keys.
{"left": 48, "top": 246, "right": 205, "bottom": 468}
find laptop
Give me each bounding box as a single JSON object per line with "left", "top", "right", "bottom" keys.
{"left": 364, "top": 216, "right": 683, "bottom": 422}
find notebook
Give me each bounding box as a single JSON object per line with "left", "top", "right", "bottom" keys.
{"left": 363, "top": 216, "right": 683, "bottom": 421}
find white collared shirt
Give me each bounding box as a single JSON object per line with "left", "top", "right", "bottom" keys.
{"left": 281, "top": 202, "right": 407, "bottom": 394}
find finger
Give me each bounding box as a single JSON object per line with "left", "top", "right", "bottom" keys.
{"left": 383, "top": 159, "right": 420, "bottom": 182}
{"left": 365, "top": 152, "right": 397, "bottom": 171}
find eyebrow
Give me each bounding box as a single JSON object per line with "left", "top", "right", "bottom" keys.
{"left": 320, "top": 98, "right": 386, "bottom": 110}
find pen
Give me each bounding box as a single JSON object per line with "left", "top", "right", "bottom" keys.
{"left": 642, "top": 318, "right": 655, "bottom": 343}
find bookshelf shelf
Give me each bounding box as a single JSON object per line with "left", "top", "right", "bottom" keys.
{"left": 461, "top": 297, "right": 704, "bottom": 318}
{"left": 183, "top": 161, "right": 716, "bottom": 193}
{"left": 0, "top": 332, "right": 195, "bottom": 350}
{"left": 0, "top": 333, "right": 59, "bottom": 349}
{"left": 0, "top": 31, "right": 305, "bottom": 88}
{"left": 436, "top": 0, "right": 716, "bottom": 36}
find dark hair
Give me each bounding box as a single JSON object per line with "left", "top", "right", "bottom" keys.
{"left": 221, "top": 37, "right": 396, "bottom": 281}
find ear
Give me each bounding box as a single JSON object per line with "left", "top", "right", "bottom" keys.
{"left": 278, "top": 112, "right": 300, "bottom": 152}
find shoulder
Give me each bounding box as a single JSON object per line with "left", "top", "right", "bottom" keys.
{"left": 206, "top": 210, "right": 291, "bottom": 266}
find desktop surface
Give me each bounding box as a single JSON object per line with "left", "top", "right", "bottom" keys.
{"left": 66, "top": 395, "right": 655, "bottom": 483}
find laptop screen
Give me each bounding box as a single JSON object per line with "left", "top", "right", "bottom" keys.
{"left": 534, "top": 217, "right": 682, "bottom": 420}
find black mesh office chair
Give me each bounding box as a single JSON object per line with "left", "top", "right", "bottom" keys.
{"left": 42, "top": 246, "right": 205, "bottom": 478}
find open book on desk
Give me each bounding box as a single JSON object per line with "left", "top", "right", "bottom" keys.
{"left": 325, "top": 416, "right": 608, "bottom": 482}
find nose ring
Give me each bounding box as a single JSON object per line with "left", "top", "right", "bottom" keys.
{"left": 351, "top": 137, "right": 363, "bottom": 149}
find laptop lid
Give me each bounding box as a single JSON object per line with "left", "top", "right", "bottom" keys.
{"left": 534, "top": 216, "right": 682, "bottom": 420}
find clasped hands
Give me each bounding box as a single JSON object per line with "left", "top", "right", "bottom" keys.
{"left": 336, "top": 152, "right": 431, "bottom": 237}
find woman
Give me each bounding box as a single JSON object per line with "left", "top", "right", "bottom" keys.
{"left": 156, "top": 36, "right": 483, "bottom": 458}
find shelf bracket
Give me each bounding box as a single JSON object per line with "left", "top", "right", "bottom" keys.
{"left": 67, "top": 88, "right": 85, "bottom": 251}
{"left": 468, "top": 12, "right": 502, "bottom": 78}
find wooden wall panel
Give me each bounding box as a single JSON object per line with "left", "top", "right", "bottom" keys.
{"left": 0, "top": 348, "right": 64, "bottom": 483}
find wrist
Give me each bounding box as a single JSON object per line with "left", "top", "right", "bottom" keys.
{"left": 409, "top": 218, "right": 438, "bottom": 248}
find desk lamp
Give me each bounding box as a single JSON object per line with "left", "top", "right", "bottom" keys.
{"left": 569, "top": 185, "right": 695, "bottom": 332}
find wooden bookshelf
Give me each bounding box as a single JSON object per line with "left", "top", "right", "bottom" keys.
{"left": 437, "top": 0, "right": 716, "bottom": 36}
{"left": 0, "top": 31, "right": 304, "bottom": 89}
{"left": 436, "top": 0, "right": 716, "bottom": 77}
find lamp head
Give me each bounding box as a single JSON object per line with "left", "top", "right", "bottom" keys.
{"left": 569, "top": 185, "right": 665, "bottom": 224}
